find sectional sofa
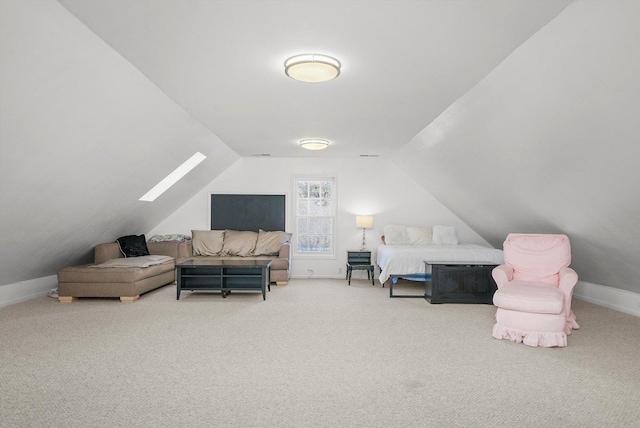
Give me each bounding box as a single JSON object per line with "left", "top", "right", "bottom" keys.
{"left": 57, "top": 230, "right": 291, "bottom": 302}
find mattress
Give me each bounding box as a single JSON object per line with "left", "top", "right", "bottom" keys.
{"left": 376, "top": 244, "right": 504, "bottom": 285}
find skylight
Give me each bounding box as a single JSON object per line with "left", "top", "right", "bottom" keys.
{"left": 139, "top": 152, "right": 206, "bottom": 202}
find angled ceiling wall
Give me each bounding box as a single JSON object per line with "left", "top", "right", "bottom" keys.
{"left": 0, "top": 1, "right": 239, "bottom": 286}
{"left": 394, "top": 0, "right": 640, "bottom": 293}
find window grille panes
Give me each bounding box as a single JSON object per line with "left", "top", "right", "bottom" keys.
{"left": 295, "top": 178, "right": 335, "bottom": 254}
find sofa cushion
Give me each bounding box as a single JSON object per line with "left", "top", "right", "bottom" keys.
{"left": 116, "top": 234, "right": 150, "bottom": 257}
{"left": 254, "top": 230, "right": 289, "bottom": 256}
{"left": 58, "top": 260, "right": 175, "bottom": 284}
{"left": 222, "top": 230, "right": 258, "bottom": 256}
{"left": 192, "top": 230, "right": 225, "bottom": 256}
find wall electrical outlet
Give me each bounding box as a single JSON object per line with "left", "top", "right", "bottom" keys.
{"left": 338, "top": 267, "right": 342, "bottom": 274}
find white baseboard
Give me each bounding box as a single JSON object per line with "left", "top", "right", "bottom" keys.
{"left": 291, "top": 274, "right": 345, "bottom": 280}
{"left": 574, "top": 280, "right": 640, "bottom": 317}
{"left": 0, "top": 275, "right": 58, "bottom": 308}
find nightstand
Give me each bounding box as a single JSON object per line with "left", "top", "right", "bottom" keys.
{"left": 346, "top": 250, "right": 374, "bottom": 286}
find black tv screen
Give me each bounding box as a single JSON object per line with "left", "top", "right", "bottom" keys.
{"left": 210, "top": 194, "right": 286, "bottom": 232}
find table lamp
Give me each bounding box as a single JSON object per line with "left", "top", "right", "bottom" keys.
{"left": 356, "top": 215, "right": 374, "bottom": 251}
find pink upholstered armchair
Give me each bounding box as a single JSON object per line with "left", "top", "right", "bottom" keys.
{"left": 492, "top": 233, "right": 579, "bottom": 347}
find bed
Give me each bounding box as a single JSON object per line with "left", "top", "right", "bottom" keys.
{"left": 376, "top": 225, "right": 504, "bottom": 304}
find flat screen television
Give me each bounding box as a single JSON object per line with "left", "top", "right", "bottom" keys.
{"left": 210, "top": 194, "right": 286, "bottom": 232}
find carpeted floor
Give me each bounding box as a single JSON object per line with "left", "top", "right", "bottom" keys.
{"left": 1, "top": 279, "right": 639, "bottom": 427}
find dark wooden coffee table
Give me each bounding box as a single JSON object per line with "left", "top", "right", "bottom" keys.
{"left": 176, "top": 259, "right": 272, "bottom": 300}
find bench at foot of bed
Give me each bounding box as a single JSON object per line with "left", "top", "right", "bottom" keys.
{"left": 388, "top": 264, "right": 497, "bottom": 304}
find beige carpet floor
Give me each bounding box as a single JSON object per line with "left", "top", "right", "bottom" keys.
{"left": 1, "top": 278, "right": 639, "bottom": 427}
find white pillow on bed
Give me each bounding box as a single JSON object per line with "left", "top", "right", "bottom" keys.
{"left": 407, "top": 227, "right": 432, "bottom": 245}
{"left": 383, "top": 225, "right": 410, "bottom": 245}
{"left": 432, "top": 225, "right": 459, "bottom": 245}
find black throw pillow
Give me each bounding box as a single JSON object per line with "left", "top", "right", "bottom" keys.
{"left": 116, "top": 234, "right": 150, "bottom": 258}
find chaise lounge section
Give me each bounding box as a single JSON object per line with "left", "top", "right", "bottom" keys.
{"left": 57, "top": 241, "right": 180, "bottom": 303}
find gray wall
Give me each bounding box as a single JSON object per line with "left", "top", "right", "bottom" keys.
{"left": 0, "top": 1, "right": 239, "bottom": 286}
{"left": 395, "top": 0, "right": 640, "bottom": 293}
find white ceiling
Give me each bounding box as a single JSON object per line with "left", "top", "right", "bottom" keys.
{"left": 58, "top": 0, "right": 571, "bottom": 158}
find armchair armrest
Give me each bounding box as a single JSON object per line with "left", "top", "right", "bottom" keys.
{"left": 492, "top": 264, "right": 513, "bottom": 289}
{"left": 558, "top": 267, "right": 578, "bottom": 296}
{"left": 558, "top": 267, "right": 579, "bottom": 329}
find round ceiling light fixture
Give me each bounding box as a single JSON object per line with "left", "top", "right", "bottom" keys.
{"left": 285, "top": 54, "right": 341, "bottom": 83}
{"left": 299, "top": 139, "right": 330, "bottom": 150}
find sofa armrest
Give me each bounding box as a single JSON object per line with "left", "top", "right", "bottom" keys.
{"left": 94, "top": 243, "right": 123, "bottom": 264}
{"left": 278, "top": 243, "right": 291, "bottom": 259}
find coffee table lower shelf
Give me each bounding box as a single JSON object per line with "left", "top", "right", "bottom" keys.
{"left": 176, "top": 260, "right": 272, "bottom": 300}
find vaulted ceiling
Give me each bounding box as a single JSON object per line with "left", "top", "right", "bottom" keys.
{"left": 2, "top": 1, "right": 639, "bottom": 297}
{"left": 58, "top": 0, "right": 571, "bottom": 157}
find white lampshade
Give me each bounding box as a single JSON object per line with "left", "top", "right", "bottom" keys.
{"left": 284, "top": 54, "right": 341, "bottom": 83}
{"left": 356, "top": 216, "right": 374, "bottom": 229}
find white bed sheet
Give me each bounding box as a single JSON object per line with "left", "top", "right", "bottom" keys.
{"left": 376, "top": 244, "right": 504, "bottom": 285}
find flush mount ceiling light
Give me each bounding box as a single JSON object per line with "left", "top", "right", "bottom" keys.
{"left": 284, "top": 54, "right": 341, "bottom": 83}
{"left": 299, "top": 139, "right": 330, "bottom": 150}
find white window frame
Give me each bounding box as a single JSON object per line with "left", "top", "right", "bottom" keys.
{"left": 293, "top": 176, "right": 337, "bottom": 258}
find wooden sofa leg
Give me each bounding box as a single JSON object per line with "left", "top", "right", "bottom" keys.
{"left": 276, "top": 281, "right": 288, "bottom": 286}
{"left": 58, "top": 296, "right": 77, "bottom": 303}
{"left": 120, "top": 295, "right": 140, "bottom": 303}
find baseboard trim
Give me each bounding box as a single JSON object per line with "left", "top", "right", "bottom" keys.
{"left": 574, "top": 280, "right": 640, "bottom": 317}
{"left": 0, "top": 275, "right": 58, "bottom": 308}
{"left": 291, "top": 274, "right": 346, "bottom": 280}
{"left": 291, "top": 274, "right": 377, "bottom": 280}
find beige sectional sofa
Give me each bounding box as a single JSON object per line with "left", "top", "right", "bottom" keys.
{"left": 57, "top": 231, "right": 291, "bottom": 303}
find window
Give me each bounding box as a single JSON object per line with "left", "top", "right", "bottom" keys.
{"left": 294, "top": 177, "right": 335, "bottom": 255}
{"left": 139, "top": 152, "right": 206, "bottom": 202}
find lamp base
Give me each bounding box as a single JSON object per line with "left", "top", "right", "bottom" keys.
{"left": 360, "top": 228, "right": 367, "bottom": 251}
